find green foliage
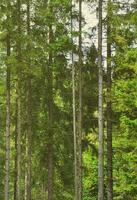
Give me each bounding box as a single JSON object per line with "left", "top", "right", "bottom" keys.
{"left": 0, "top": 0, "right": 137, "bottom": 199}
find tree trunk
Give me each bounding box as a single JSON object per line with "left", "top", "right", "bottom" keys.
{"left": 107, "top": 1, "right": 113, "bottom": 199}
{"left": 98, "top": 0, "right": 104, "bottom": 199}
{"left": 16, "top": 81, "right": 21, "bottom": 200}
{"left": 25, "top": 0, "right": 32, "bottom": 199}
{"left": 14, "top": 88, "right": 21, "bottom": 200}
{"left": 5, "top": 34, "right": 11, "bottom": 200}
{"left": 77, "top": 0, "right": 82, "bottom": 199}
{"left": 16, "top": 0, "right": 22, "bottom": 199}
{"left": 47, "top": 19, "right": 54, "bottom": 200}
{"left": 26, "top": 78, "right": 32, "bottom": 200}
{"left": 14, "top": 103, "right": 18, "bottom": 200}
{"left": 74, "top": 0, "right": 83, "bottom": 199}
{"left": 71, "top": 1, "right": 77, "bottom": 199}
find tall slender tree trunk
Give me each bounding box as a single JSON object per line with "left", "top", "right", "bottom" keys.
{"left": 77, "top": 0, "right": 82, "bottom": 199}
{"left": 26, "top": 70, "right": 32, "bottom": 200}
{"left": 25, "top": 0, "right": 32, "bottom": 199}
{"left": 47, "top": 19, "right": 54, "bottom": 200}
{"left": 24, "top": 142, "right": 27, "bottom": 200}
{"left": 107, "top": 1, "right": 113, "bottom": 199}
{"left": 98, "top": 0, "right": 104, "bottom": 199}
{"left": 16, "top": 82, "right": 21, "bottom": 200}
{"left": 14, "top": 89, "right": 21, "bottom": 200}
{"left": 74, "top": 0, "right": 83, "bottom": 199}
{"left": 5, "top": 34, "right": 11, "bottom": 200}
{"left": 71, "top": 2, "right": 77, "bottom": 199}
{"left": 16, "top": 0, "right": 22, "bottom": 199}
{"left": 14, "top": 103, "right": 18, "bottom": 200}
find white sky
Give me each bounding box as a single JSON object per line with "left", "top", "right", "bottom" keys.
{"left": 72, "top": 0, "right": 135, "bottom": 63}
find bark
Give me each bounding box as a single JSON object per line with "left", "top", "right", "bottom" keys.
{"left": 26, "top": 76, "right": 32, "bottom": 200}
{"left": 77, "top": 0, "right": 82, "bottom": 199}
{"left": 16, "top": 70, "right": 21, "bottom": 200}
{"left": 5, "top": 34, "right": 11, "bottom": 200}
{"left": 107, "top": 1, "right": 113, "bottom": 199}
{"left": 16, "top": 0, "right": 22, "bottom": 199}
{"left": 25, "top": 1, "right": 32, "bottom": 199}
{"left": 14, "top": 86, "right": 21, "bottom": 200}
{"left": 74, "top": 0, "right": 83, "bottom": 199}
{"left": 71, "top": 2, "right": 77, "bottom": 199}
{"left": 98, "top": 0, "right": 104, "bottom": 199}
{"left": 24, "top": 143, "right": 27, "bottom": 200}
{"left": 14, "top": 105, "right": 17, "bottom": 200}
{"left": 47, "top": 19, "right": 54, "bottom": 200}
{"left": 14, "top": 93, "right": 21, "bottom": 200}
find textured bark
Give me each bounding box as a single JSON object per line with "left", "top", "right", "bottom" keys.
{"left": 24, "top": 142, "right": 27, "bottom": 200}
{"left": 5, "top": 34, "right": 11, "bottom": 200}
{"left": 16, "top": 0, "right": 22, "bottom": 199}
{"left": 77, "top": 0, "right": 82, "bottom": 199}
{"left": 107, "top": 1, "right": 113, "bottom": 199}
{"left": 74, "top": 0, "right": 83, "bottom": 199}
{"left": 14, "top": 87, "right": 21, "bottom": 200}
{"left": 14, "top": 105, "right": 17, "bottom": 200}
{"left": 26, "top": 79, "right": 32, "bottom": 200}
{"left": 47, "top": 71, "right": 54, "bottom": 200}
{"left": 16, "top": 84, "right": 21, "bottom": 200}
{"left": 71, "top": 3, "right": 77, "bottom": 199}
{"left": 98, "top": 0, "right": 104, "bottom": 199}
{"left": 25, "top": 1, "right": 32, "bottom": 199}
{"left": 47, "top": 6, "right": 54, "bottom": 200}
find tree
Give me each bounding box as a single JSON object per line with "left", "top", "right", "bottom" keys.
{"left": 106, "top": 0, "right": 113, "bottom": 199}
{"left": 98, "top": 0, "right": 104, "bottom": 199}
{"left": 16, "top": 0, "right": 22, "bottom": 199}
{"left": 112, "top": 2, "right": 137, "bottom": 198}
{"left": 25, "top": 0, "right": 32, "bottom": 199}
{"left": 47, "top": 3, "right": 54, "bottom": 200}
{"left": 4, "top": 1, "right": 11, "bottom": 200}
{"left": 5, "top": 26, "right": 11, "bottom": 200}
{"left": 71, "top": 1, "right": 77, "bottom": 199}
{"left": 73, "top": 0, "right": 83, "bottom": 199}
{"left": 0, "top": 0, "right": 137, "bottom": 200}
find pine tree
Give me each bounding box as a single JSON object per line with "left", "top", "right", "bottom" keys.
{"left": 47, "top": 3, "right": 54, "bottom": 200}
{"left": 4, "top": 1, "right": 11, "bottom": 199}
{"left": 77, "top": 0, "right": 82, "bottom": 199}
{"left": 74, "top": 0, "right": 83, "bottom": 199}
{"left": 25, "top": 0, "right": 32, "bottom": 199}
{"left": 5, "top": 30, "right": 11, "bottom": 200}
{"left": 107, "top": 1, "right": 113, "bottom": 199}
{"left": 16, "top": 0, "right": 22, "bottom": 199}
{"left": 98, "top": 0, "right": 104, "bottom": 199}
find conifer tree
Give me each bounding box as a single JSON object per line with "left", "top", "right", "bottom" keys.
{"left": 47, "top": 2, "right": 54, "bottom": 200}
{"left": 98, "top": 0, "right": 104, "bottom": 199}
{"left": 5, "top": 1, "right": 11, "bottom": 200}
{"left": 107, "top": 1, "right": 113, "bottom": 199}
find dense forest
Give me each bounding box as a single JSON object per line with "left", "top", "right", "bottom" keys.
{"left": 0, "top": 0, "right": 137, "bottom": 200}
